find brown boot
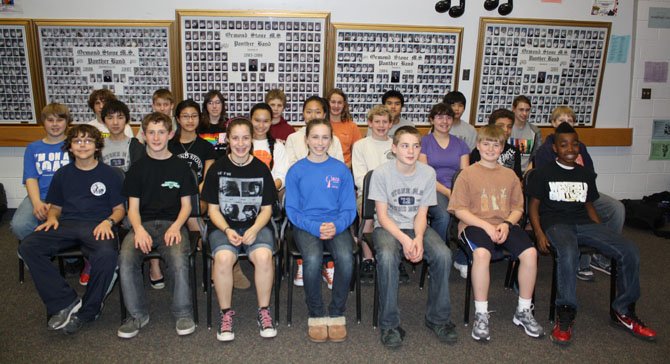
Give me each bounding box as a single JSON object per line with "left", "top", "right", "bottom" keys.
{"left": 308, "top": 317, "right": 328, "bottom": 343}
{"left": 328, "top": 316, "right": 347, "bottom": 342}
{"left": 233, "top": 262, "right": 250, "bottom": 290}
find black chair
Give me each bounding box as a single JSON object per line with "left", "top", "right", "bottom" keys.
{"left": 522, "top": 169, "right": 618, "bottom": 322}
{"left": 202, "top": 218, "right": 283, "bottom": 330}
{"left": 286, "top": 221, "right": 361, "bottom": 327}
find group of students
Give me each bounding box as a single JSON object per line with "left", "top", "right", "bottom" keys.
{"left": 13, "top": 86, "right": 656, "bottom": 347}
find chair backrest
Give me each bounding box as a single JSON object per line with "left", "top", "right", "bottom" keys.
{"left": 189, "top": 168, "right": 201, "bottom": 218}
{"left": 357, "top": 170, "right": 376, "bottom": 241}
{"left": 520, "top": 168, "right": 537, "bottom": 229}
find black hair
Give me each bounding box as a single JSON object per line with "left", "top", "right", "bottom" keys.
{"left": 443, "top": 91, "right": 467, "bottom": 107}
{"left": 302, "top": 95, "right": 330, "bottom": 120}
{"left": 101, "top": 99, "right": 130, "bottom": 123}
{"left": 174, "top": 99, "right": 201, "bottom": 140}
{"left": 382, "top": 90, "right": 404, "bottom": 106}
{"left": 488, "top": 109, "right": 515, "bottom": 125}
{"left": 554, "top": 121, "right": 577, "bottom": 139}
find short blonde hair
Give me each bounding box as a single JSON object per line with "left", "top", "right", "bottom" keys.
{"left": 41, "top": 103, "right": 72, "bottom": 124}
{"left": 550, "top": 106, "right": 576, "bottom": 124}
{"left": 366, "top": 105, "right": 392, "bottom": 122}
{"left": 265, "top": 88, "right": 286, "bottom": 105}
{"left": 152, "top": 88, "right": 174, "bottom": 104}
{"left": 477, "top": 124, "right": 506, "bottom": 144}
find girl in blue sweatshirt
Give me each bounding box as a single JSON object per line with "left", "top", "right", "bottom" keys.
{"left": 285, "top": 119, "right": 356, "bottom": 343}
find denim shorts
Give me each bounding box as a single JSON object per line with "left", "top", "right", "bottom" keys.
{"left": 209, "top": 225, "right": 274, "bottom": 257}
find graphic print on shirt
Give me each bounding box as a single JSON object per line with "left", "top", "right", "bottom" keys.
{"left": 325, "top": 175, "right": 341, "bottom": 189}
{"left": 90, "top": 182, "right": 107, "bottom": 196}
{"left": 218, "top": 176, "right": 263, "bottom": 223}
{"left": 105, "top": 150, "right": 130, "bottom": 169}
{"left": 509, "top": 137, "right": 533, "bottom": 156}
{"left": 548, "top": 181, "right": 588, "bottom": 203}
{"left": 498, "top": 148, "right": 516, "bottom": 169}
{"left": 390, "top": 187, "right": 423, "bottom": 214}
{"left": 253, "top": 149, "right": 272, "bottom": 169}
{"left": 176, "top": 151, "right": 204, "bottom": 181}
{"left": 35, "top": 150, "right": 69, "bottom": 174}
{"left": 479, "top": 187, "right": 509, "bottom": 212}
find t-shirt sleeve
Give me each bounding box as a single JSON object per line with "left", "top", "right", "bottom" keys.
{"left": 44, "top": 168, "right": 64, "bottom": 207}
{"left": 122, "top": 164, "right": 142, "bottom": 198}
{"left": 586, "top": 170, "right": 600, "bottom": 203}
{"left": 351, "top": 140, "right": 366, "bottom": 192}
{"left": 447, "top": 168, "right": 470, "bottom": 213}
{"left": 22, "top": 143, "right": 39, "bottom": 183}
{"left": 201, "top": 163, "right": 219, "bottom": 204}
{"left": 333, "top": 166, "right": 357, "bottom": 234}
{"left": 458, "top": 138, "right": 470, "bottom": 157}
{"left": 527, "top": 168, "right": 546, "bottom": 200}
{"left": 367, "top": 165, "right": 388, "bottom": 203}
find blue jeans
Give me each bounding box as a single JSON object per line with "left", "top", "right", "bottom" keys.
{"left": 578, "top": 193, "right": 626, "bottom": 269}
{"left": 293, "top": 227, "right": 354, "bottom": 318}
{"left": 119, "top": 220, "right": 192, "bottom": 319}
{"left": 11, "top": 197, "right": 41, "bottom": 240}
{"left": 373, "top": 226, "right": 452, "bottom": 329}
{"left": 545, "top": 223, "right": 640, "bottom": 314}
{"left": 18, "top": 221, "right": 118, "bottom": 321}
{"left": 428, "top": 192, "right": 450, "bottom": 243}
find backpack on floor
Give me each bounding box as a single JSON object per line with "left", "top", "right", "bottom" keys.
{"left": 622, "top": 196, "right": 670, "bottom": 238}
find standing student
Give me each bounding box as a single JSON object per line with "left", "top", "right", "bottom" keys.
{"left": 18, "top": 124, "right": 125, "bottom": 335}
{"left": 367, "top": 90, "right": 413, "bottom": 137}
{"left": 369, "top": 126, "right": 456, "bottom": 348}
{"left": 351, "top": 105, "right": 395, "bottom": 283}
{"left": 509, "top": 95, "right": 542, "bottom": 171}
{"left": 327, "top": 88, "right": 361, "bottom": 168}
{"left": 285, "top": 119, "right": 356, "bottom": 343}
{"left": 418, "top": 103, "right": 469, "bottom": 248}
{"left": 11, "top": 103, "right": 71, "bottom": 242}
{"left": 117, "top": 112, "right": 197, "bottom": 339}
{"left": 528, "top": 123, "right": 656, "bottom": 345}
{"left": 443, "top": 91, "right": 477, "bottom": 150}
{"left": 86, "top": 89, "right": 133, "bottom": 138}
{"left": 449, "top": 125, "right": 543, "bottom": 342}
{"left": 136, "top": 88, "right": 177, "bottom": 143}
{"left": 202, "top": 118, "right": 278, "bottom": 341}
{"left": 199, "top": 90, "right": 229, "bottom": 159}
{"left": 265, "top": 88, "right": 295, "bottom": 143}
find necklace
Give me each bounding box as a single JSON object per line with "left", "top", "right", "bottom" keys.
{"left": 181, "top": 138, "right": 196, "bottom": 157}
{"left": 229, "top": 153, "right": 251, "bottom": 167}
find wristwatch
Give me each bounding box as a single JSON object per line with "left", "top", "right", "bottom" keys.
{"left": 106, "top": 218, "right": 115, "bottom": 226}
{"left": 503, "top": 220, "right": 514, "bottom": 229}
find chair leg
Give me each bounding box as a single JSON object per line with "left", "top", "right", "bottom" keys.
{"left": 504, "top": 260, "right": 515, "bottom": 289}
{"left": 419, "top": 260, "right": 428, "bottom": 289}
{"left": 201, "top": 246, "right": 208, "bottom": 293}
{"left": 287, "top": 257, "right": 294, "bottom": 327}
{"left": 206, "top": 258, "right": 213, "bottom": 330}
{"left": 609, "top": 259, "right": 618, "bottom": 321}
{"left": 373, "top": 265, "right": 379, "bottom": 329}
{"left": 549, "top": 254, "right": 558, "bottom": 322}
{"left": 190, "top": 254, "right": 198, "bottom": 326}
{"left": 18, "top": 240, "right": 25, "bottom": 283}
{"left": 355, "top": 253, "right": 361, "bottom": 324}
{"left": 464, "top": 262, "right": 472, "bottom": 325}
{"left": 274, "top": 254, "right": 281, "bottom": 325}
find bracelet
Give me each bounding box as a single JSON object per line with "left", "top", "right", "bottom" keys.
{"left": 503, "top": 220, "right": 515, "bottom": 229}
{"left": 106, "top": 218, "right": 115, "bottom": 226}
{"left": 223, "top": 227, "right": 230, "bottom": 234}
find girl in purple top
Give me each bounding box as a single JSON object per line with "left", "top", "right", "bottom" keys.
{"left": 418, "top": 103, "right": 469, "bottom": 248}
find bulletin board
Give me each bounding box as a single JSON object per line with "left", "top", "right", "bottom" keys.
{"left": 330, "top": 23, "right": 462, "bottom": 125}
{"left": 35, "top": 20, "right": 175, "bottom": 124}
{"left": 0, "top": 19, "right": 39, "bottom": 124}
{"left": 177, "top": 10, "right": 329, "bottom": 124}
{"left": 471, "top": 18, "right": 611, "bottom": 127}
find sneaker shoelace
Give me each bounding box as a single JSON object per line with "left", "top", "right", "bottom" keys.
{"left": 475, "top": 312, "right": 490, "bottom": 329}
{"left": 258, "top": 308, "right": 274, "bottom": 329}
{"left": 622, "top": 311, "right": 646, "bottom": 326}
{"left": 520, "top": 306, "right": 538, "bottom": 324}
{"left": 221, "top": 310, "right": 236, "bottom": 332}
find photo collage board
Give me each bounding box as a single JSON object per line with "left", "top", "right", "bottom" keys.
{"left": 331, "top": 24, "right": 462, "bottom": 125}
{"left": 178, "top": 11, "right": 328, "bottom": 124}
{"left": 0, "top": 20, "right": 38, "bottom": 123}
{"left": 37, "top": 21, "right": 174, "bottom": 124}
{"left": 472, "top": 18, "right": 611, "bottom": 127}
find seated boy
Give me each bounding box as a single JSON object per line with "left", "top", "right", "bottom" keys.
{"left": 86, "top": 89, "right": 133, "bottom": 138}
{"left": 265, "top": 88, "right": 295, "bottom": 143}
{"left": 369, "top": 126, "right": 456, "bottom": 348}
{"left": 352, "top": 105, "right": 395, "bottom": 283}
{"left": 136, "top": 88, "right": 177, "bottom": 143}
{"left": 11, "top": 103, "right": 71, "bottom": 241}
{"left": 528, "top": 122, "right": 656, "bottom": 344}
{"left": 443, "top": 91, "right": 477, "bottom": 150}
{"left": 448, "top": 125, "right": 543, "bottom": 342}
{"left": 117, "top": 112, "right": 197, "bottom": 339}
{"left": 18, "top": 124, "right": 125, "bottom": 335}
{"left": 101, "top": 99, "right": 145, "bottom": 172}
{"left": 533, "top": 106, "right": 625, "bottom": 280}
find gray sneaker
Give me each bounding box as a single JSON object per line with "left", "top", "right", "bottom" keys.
{"left": 117, "top": 315, "right": 150, "bottom": 339}
{"left": 176, "top": 317, "right": 196, "bottom": 336}
{"left": 47, "top": 298, "right": 82, "bottom": 330}
{"left": 472, "top": 312, "right": 490, "bottom": 341}
{"left": 513, "top": 307, "right": 544, "bottom": 338}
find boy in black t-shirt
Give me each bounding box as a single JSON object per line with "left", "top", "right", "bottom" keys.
{"left": 19, "top": 124, "right": 125, "bottom": 335}
{"left": 117, "top": 112, "right": 197, "bottom": 339}
{"left": 528, "top": 123, "right": 656, "bottom": 345}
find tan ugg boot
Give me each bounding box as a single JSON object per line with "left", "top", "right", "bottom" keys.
{"left": 308, "top": 317, "right": 329, "bottom": 342}
{"left": 327, "top": 316, "right": 347, "bottom": 342}
{"left": 233, "top": 262, "right": 250, "bottom": 289}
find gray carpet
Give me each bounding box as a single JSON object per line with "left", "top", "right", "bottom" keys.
{"left": 1, "top": 212, "right": 668, "bottom": 363}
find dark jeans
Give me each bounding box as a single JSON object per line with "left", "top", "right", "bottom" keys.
{"left": 119, "top": 220, "right": 192, "bottom": 319}
{"left": 293, "top": 227, "right": 354, "bottom": 318}
{"left": 372, "top": 226, "right": 452, "bottom": 329}
{"left": 19, "top": 220, "right": 118, "bottom": 321}
{"left": 545, "top": 223, "right": 640, "bottom": 314}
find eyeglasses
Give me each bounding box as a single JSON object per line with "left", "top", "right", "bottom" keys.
{"left": 72, "top": 139, "right": 95, "bottom": 145}
{"left": 207, "top": 100, "right": 222, "bottom": 105}
{"left": 179, "top": 114, "right": 199, "bottom": 120}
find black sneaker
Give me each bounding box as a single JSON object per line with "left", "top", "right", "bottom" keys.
{"left": 425, "top": 319, "right": 458, "bottom": 344}
{"left": 576, "top": 267, "right": 595, "bottom": 282}
{"left": 589, "top": 254, "right": 611, "bottom": 275}
{"left": 399, "top": 263, "right": 410, "bottom": 284}
{"left": 62, "top": 314, "right": 85, "bottom": 335}
{"left": 381, "top": 326, "right": 406, "bottom": 348}
{"left": 360, "top": 259, "right": 375, "bottom": 284}
{"left": 47, "top": 298, "right": 82, "bottom": 330}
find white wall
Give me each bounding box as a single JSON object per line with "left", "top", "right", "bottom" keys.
{"left": 0, "top": 0, "right": 666, "bottom": 207}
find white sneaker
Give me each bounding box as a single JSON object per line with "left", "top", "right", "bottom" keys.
{"left": 293, "top": 259, "right": 304, "bottom": 286}
{"left": 453, "top": 261, "right": 468, "bottom": 279}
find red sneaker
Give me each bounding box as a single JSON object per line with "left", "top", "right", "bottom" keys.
{"left": 613, "top": 311, "right": 657, "bottom": 341}
{"left": 79, "top": 272, "right": 90, "bottom": 286}
{"left": 551, "top": 305, "right": 575, "bottom": 345}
